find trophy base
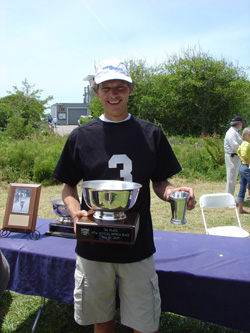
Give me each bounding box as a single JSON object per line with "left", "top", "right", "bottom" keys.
{"left": 170, "top": 218, "right": 187, "bottom": 225}
{"left": 45, "top": 220, "right": 76, "bottom": 239}
{"left": 76, "top": 212, "right": 140, "bottom": 245}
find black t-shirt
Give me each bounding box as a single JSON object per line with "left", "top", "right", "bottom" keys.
{"left": 52, "top": 116, "right": 181, "bottom": 263}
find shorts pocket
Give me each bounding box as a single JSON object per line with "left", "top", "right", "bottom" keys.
{"left": 75, "top": 268, "right": 84, "bottom": 289}
{"left": 150, "top": 273, "right": 161, "bottom": 321}
{"left": 74, "top": 268, "right": 85, "bottom": 322}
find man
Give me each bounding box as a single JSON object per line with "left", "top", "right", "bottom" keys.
{"left": 224, "top": 116, "right": 243, "bottom": 195}
{"left": 52, "top": 59, "right": 196, "bottom": 333}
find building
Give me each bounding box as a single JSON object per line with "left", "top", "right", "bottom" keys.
{"left": 50, "top": 103, "right": 89, "bottom": 125}
{"left": 50, "top": 75, "right": 94, "bottom": 126}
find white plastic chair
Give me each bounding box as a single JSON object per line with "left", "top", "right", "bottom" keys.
{"left": 199, "top": 193, "right": 249, "bottom": 237}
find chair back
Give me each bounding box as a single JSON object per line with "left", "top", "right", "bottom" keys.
{"left": 199, "top": 193, "right": 236, "bottom": 209}
{"left": 199, "top": 193, "right": 242, "bottom": 234}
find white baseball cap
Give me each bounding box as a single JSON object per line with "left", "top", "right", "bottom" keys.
{"left": 95, "top": 59, "right": 132, "bottom": 84}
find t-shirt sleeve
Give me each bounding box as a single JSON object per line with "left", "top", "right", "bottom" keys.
{"left": 52, "top": 133, "right": 84, "bottom": 186}
{"left": 150, "top": 130, "right": 182, "bottom": 182}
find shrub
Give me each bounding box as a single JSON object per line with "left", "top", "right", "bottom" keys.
{"left": 0, "top": 132, "right": 226, "bottom": 184}
{"left": 33, "top": 156, "right": 59, "bottom": 185}
{"left": 0, "top": 132, "right": 66, "bottom": 184}
{"left": 171, "top": 135, "right": 225, "bottom": 181}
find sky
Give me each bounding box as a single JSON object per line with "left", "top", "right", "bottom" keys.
{"left": 0, "top": 0, "right": 249, "bottom": 107}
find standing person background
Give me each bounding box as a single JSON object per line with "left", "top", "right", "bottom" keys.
{"left": 52, "top": 59, "right": 196, "bottom": 333}
{"left": 236, "top": 127, "right": 250, "bottom": 214}
{"left": 48, "top": 115, "right": 53, "bottom": 124}
{"left": 53, "top": 117, "right": 58, "bottom": 128}
{"left": 224, "top": 116, "right": 243, "bottom": 195}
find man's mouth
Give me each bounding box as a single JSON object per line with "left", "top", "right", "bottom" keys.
{"left": 108, "top": 100, "right": 121, "bottom": 105}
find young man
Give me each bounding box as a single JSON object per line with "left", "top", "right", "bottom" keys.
{"left": 52, "top": 59, "right": 196, "bottom": 333}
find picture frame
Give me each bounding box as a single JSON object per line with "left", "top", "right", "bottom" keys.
{"left": 2, "top": 184, "right": 41, "bottom": 234}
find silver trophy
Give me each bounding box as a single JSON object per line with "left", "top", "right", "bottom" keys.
{"left": 46, "top": 197, "right": 81, "bottom": 238}
{"left": 76, "top": 180, "right": 142, "bottom": 244}
{"left": 169, "top": 191, "right": 190, "bottom": 225}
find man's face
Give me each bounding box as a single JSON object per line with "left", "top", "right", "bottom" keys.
{"left": 95, "top": 80, "right": 133, "bottom": 121}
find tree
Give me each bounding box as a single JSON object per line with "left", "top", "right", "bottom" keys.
{"left": 160, "top": 47, "right": 250, "bottom": 136}
{"left": 0, "top": 79, "right": 53, "bottom": 138}
{"left": 79, "top": 48, "right": 250, "bottom": 137}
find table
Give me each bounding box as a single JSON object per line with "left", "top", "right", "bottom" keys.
{"left": 1, "top": 218, "right": 250, "bottom": 331}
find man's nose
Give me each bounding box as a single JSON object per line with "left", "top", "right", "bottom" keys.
{"left": 109, "top": 88, "right": 118, "bottom": 96}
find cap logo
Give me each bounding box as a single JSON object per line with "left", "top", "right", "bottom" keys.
{"left": 95, "top": 60, "right": 132, "bottom": 84}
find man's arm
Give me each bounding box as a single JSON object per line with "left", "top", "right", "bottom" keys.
{"left": 152, "top": 180, "right": 196, "bottom": 210}
{"left": 62, "top": 183, "right": 93, "bottom": 233}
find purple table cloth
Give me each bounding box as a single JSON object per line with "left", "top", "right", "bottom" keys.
{"left": 1, "top": 218, "right": 250, "bottom": 331}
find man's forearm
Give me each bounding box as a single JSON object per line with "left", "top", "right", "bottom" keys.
{"left": 62, "top": 184, "right": 81, "bottom": 220}
{"left": 152, "top": 180, "right": 174, "bottom": 201}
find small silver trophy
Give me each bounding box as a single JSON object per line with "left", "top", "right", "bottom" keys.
{"left": 169, "top": 191, "right": 190, "bottom": 225}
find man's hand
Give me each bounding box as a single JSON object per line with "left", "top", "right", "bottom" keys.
{"left": 153, "top": 181, "right": 196, "bottom": 210}
{"left": 73, "top": 209, "right": 95, "bottom": 233}
{"left": 166, "top": 187, "right": 196, "bottom": 210}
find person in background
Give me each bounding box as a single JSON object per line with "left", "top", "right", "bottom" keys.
{"left": 247, "top": 184, "right": 250, "bottom": 200}
{"left": 0, "top": 250, "right": 10, "bottom": 298}
{"left": 48, "top": 115, "right": 53, "bottom": 124}
{"left": 53, "top": 117, "right": 58, "bottom": 128}
{"left": 236, "top": 127, "right": 250, "bottom": 214}
{"left": 224, "top": 116, "right": 243, "bottom": 195}
{"left": 52, "top": 59, "right": 196, "bottom": 333}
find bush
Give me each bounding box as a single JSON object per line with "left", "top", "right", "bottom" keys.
{"left": 33, "top": 156, "right": 59, "bottom": 185}
{"left": 33, "top": 145, "right": 63, "bottom": 185}
{"left": 170, "top": 135, "right": 225, "bottom": 181}
{"left": 0, "top": 132, "right": 226, "bottom": 184}
{"left": 0, "top": 132, "right": 66, "bottom": 184}
{"left": 78, "top": 117, "right": 93, "bottom": 125}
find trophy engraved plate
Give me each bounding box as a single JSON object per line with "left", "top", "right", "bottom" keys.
{"left": 76, "top": 212, "right": 140, "bottom": 244}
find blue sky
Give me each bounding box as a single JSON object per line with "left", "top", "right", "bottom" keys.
{"left": 0, "top": 0, "right": 249, "bottom": 107}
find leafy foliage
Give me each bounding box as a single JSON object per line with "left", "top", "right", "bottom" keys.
{"left": 78, "top": 117, "right": 93, "bottom": 125}
{"left": 0, "top": 78, "right": 53, "bottom": 138}
{"left": 89, "top": 47, "right": 250, "bottom": 137}
{"left": 0, "top": 130, "right": 226, "bottom": 184}
{"left": 0, "top": 132, "right": 65, "bottom": 185}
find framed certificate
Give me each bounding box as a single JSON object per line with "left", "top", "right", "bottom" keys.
{"left": 2, "top": 184, "right": 41, "bottom": 234}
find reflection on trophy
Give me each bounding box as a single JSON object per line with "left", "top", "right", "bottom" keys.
{"left": 76, "top": 180, "right": 142, "bottom": 245}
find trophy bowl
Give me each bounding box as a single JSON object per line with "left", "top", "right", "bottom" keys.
{"left": 51, "top": 198, "right": 82, "bottom": 225}
{"left": 80, "top": 180, "right": 142, "bottom": 220}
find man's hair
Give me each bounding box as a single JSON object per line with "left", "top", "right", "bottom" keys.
{"left": 91, "top": 80, "right": 136, "bottom": 93}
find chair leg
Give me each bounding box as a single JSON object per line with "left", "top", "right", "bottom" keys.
{"left": 31, "top": 297, "right": 45, "bottom": 332}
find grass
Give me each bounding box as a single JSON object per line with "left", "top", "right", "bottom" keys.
{"left": 0, "top": 178, "right": 248, "bottom": 332}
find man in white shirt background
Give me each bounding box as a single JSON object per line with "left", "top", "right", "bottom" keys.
{"left": 224, "top": 116, "right": 243, "bottom": 195}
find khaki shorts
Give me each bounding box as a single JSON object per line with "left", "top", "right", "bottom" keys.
{"left": 74, "top": 255, "right": 161, "bottom": 332}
